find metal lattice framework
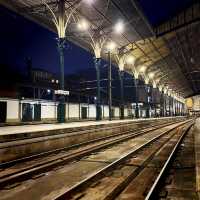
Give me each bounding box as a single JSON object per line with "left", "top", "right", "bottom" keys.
{"left": 0, "top": 0, "right": 199, "bottom": 99}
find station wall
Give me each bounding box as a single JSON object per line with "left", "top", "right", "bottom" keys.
{"left": 41, "top": 102, "right": 57, "bottom": 120}
{"left": 0, "top": 97, "right": 186, "bottom": 123}
{"left": 0, "top": 98, "right": 132, "bottom": 123}
{"left": 0, "top": 99, "right": 19, "bottom": 122}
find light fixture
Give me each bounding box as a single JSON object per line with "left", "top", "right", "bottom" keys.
{"left": 163, "top": 87, "right": 168, "bottom": 94}
{"left": 149, "top": 72, "right": 154, "bottom": 79}
{"left": 144, "top": 78, "right": 149, "bottom": 85}
{"left": 114, "top": 20, "right": 124, "bottom": 34}
{"left": 158, "top": 85, "right": 162, "bottom": 92}
{"left": 139, "top": 66, "right": 146, "bottom": 73}
{"left": 126, "top": 55, "right": 135, "bottom": 64}
{"left": 77, "top": 19, "right": 89, "bottom": 31}
{"left": 106, "top": 41, "right": 117, "bottom": 51}
{"left": 47, "top": 89, "right": 51, "bottom": 94}
{"left": 84, "top": 0, "right": 96, "bottom": 5}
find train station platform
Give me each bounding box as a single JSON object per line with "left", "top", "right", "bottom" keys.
{"left": 194, "top": 118, "right": 200, "bottom": 198}
{"left": 0, "top": 116, "right": 184, "bottom": 136}
{"left": 0, "top": 116, "right": 185, "bottom": 164}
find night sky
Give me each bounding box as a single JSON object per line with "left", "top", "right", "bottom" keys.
{"left": 0, "top": 5, "right": 94, "bottom": 76}
{"left": 0, "top": 0, "right": 194, "bottom": 76}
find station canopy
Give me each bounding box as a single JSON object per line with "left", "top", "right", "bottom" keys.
{"left": 1, "top": 0, "right": 199, "bottom": 98}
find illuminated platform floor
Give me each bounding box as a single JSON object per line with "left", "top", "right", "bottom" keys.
{"left": 194, "top": 118, "right": 200, "bottom": 197}
{"left": 0, "top": 117, "right": 183, "bottom": 136}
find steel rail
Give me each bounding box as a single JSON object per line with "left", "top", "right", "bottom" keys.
{"left": 0, "top": 120, "right": 152, "bottom": 143}
{"left": 0, "top": 120, "right": 188, "bottom": 188}
{"left": 145, "top": 122, "right": 194, "bottom": 200}
{"left": 1, "top": 118, "right": 176, "bottom": 145}
{"left": 0, "top": 119, "right": 175, "bottom": 168}
{"left": 54, "top": 120, "right": 192, "bottom": 200}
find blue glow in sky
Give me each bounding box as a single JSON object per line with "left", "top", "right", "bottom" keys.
{"left": 0, "top": 5, "right": 94, "bottom": 75}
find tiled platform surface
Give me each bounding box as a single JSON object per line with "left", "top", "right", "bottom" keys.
{"left": 194, "top": 118, "right": 200, "bottom": 198}
{"left": 0, "top": 117, "right": 183, "bottom": 136}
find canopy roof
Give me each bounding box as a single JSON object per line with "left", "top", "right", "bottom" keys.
{"left": 1, "top": 0, "right": 199, "bottom": 98}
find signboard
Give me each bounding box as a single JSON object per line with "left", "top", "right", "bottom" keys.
{"left": 55, "top": 90, "right": 69, "bottom": 96}
{"left": 131, "top": 103, "right": 144, "bottom": 106}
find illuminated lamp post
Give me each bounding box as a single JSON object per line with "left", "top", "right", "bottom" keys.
{"left": 145, "top": 77, "right": 150, "bottom": 118}
{"left": 144, "top": 72, "right": 157, "bottom": 118}
{"left": 114, "top": 21, "right": 126, "bottom": 120}
{"left": 43, "top": 0, "right": 83, "bottom": 123}
{"left": 106, "top": 42, "right": 117, "bottom": 121}
{"left": 171, "top": 91, "right": 174, "bottom": 116}
{"left": 140, "top": 66, "right": 154, "bottom": 118}
{"left": 118, "top": 58, "right": 125, "bottom": 119}
{"left": 158, "top": 85, "right": 164, "bottom": 117}
{"left": 152, "top": 80, "right": 158, "bottom": 117}
{"left": 168, "top": 91, "right": 171, "bottom": 116}
{"left": 114, "top": 54, "right": 127, "bottom": 120}
{"left": 78, "top": 18, "right": 125, "bottom": 120}
{"left": 172, "top": 94, "right": 175, "bottom": 116}
{"left": 77, "top": 18, "right": 107, "bottom": 120}
{"left": 127, "top": 56, "right": 139, "bottom": 119}
{"left": 134, "top": 73, "right": 140, "bottom": 119}
{"left": 163, "top": 87, "right": 168, "bottom": 117}
{"left": 139, "top": 67, "right": 151, "bottom": 118}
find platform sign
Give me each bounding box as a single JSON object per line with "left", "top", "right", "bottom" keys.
{"left": 55, "top": 90, "right": 69, "bottom": 96}
{"left": 131, "top": 103, "right": 143, "bottom": 106}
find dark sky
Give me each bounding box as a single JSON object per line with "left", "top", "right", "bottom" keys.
{"left": 0, "top": 5, "right": 94, "bottom": 75}
{"left": 0, "top": 1, "right": 194, "bottom": 76}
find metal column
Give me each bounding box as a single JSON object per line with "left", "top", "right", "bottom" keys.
{"left": 153, "top": 88, "right": 157, "bottom": 117}
{"left": 178, "top": 101, "right": 180, "bottom": 116}
{"left": 145, "top": 85, "right": 150, "bottom": 118}
{"left": 160, "top": 90, "right": 165, "bottom": 117}
{"left": 57, "top": 0, "right": 66, "bottom": 123}
{"left": 134, "top": 78, "right": 139, "bottom": 118}
{"left": 169, "top": 96, "right": 171, "bottom": 116}
{"left": 108, "top": 52, "right": 112, "bottom": 121}
{"left": 119, "top": 70, "right": 124, "bottom": 120}
{"left": 175, "top": 99, "right": 177, "bottom": 116}
{"left": 94, "top": 58, "right": 102, "bottom": 121}
{"left": 57, "top": 38, "right": 66, "bottom": 123}
{"left": 171, "top": 96, "right": 174, "bottom": 116}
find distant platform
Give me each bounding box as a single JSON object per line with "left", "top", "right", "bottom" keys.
{"left": 0, "top": 117, "right": 184, "bottom": 136}
{"left": 194, "top": 118, "right": 200, "bottom": 198}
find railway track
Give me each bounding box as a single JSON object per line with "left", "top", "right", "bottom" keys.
{"left": 0, "top": 119, "right": 192, "bottom": 200}
{"left": 0, "top": 119, "right": 177, "bottom": 165}
{"left": 0, "top": 119, "right": 185, "bottom": 189}
{"left": 2, "top": 119, "right": 170, "bottom": 164}
{"left": 52, "top": 120, "right": 194, "bottom": 200}
{"left": 145, "top": 121, "right": 198, "bottom": 200}
{"left": 0, "top": 119, "right": 176, "bottom": 167}
{"left": 0, "top": 119, "right": 170, "bottom": 143}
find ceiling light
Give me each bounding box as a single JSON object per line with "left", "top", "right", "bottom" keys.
{"left": 77, "top": 19, "right": 89, "bottom": 31}
{"left": 139, "top": 66, "right": 146, "bottom": 73}
{"left": 84, "top": 0, "right": 96, "bottom": 5}
{"left": 106, "top": 41, "right": 117, "bottom": 51}
{"left": 114, "top": 20, "right": 124, "bottom": 34}
{"left": 149, "top": 72, "right": 154, "bottom": 79}
{"left": 126, "top": 55, "right": 135, "bottom": 64}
